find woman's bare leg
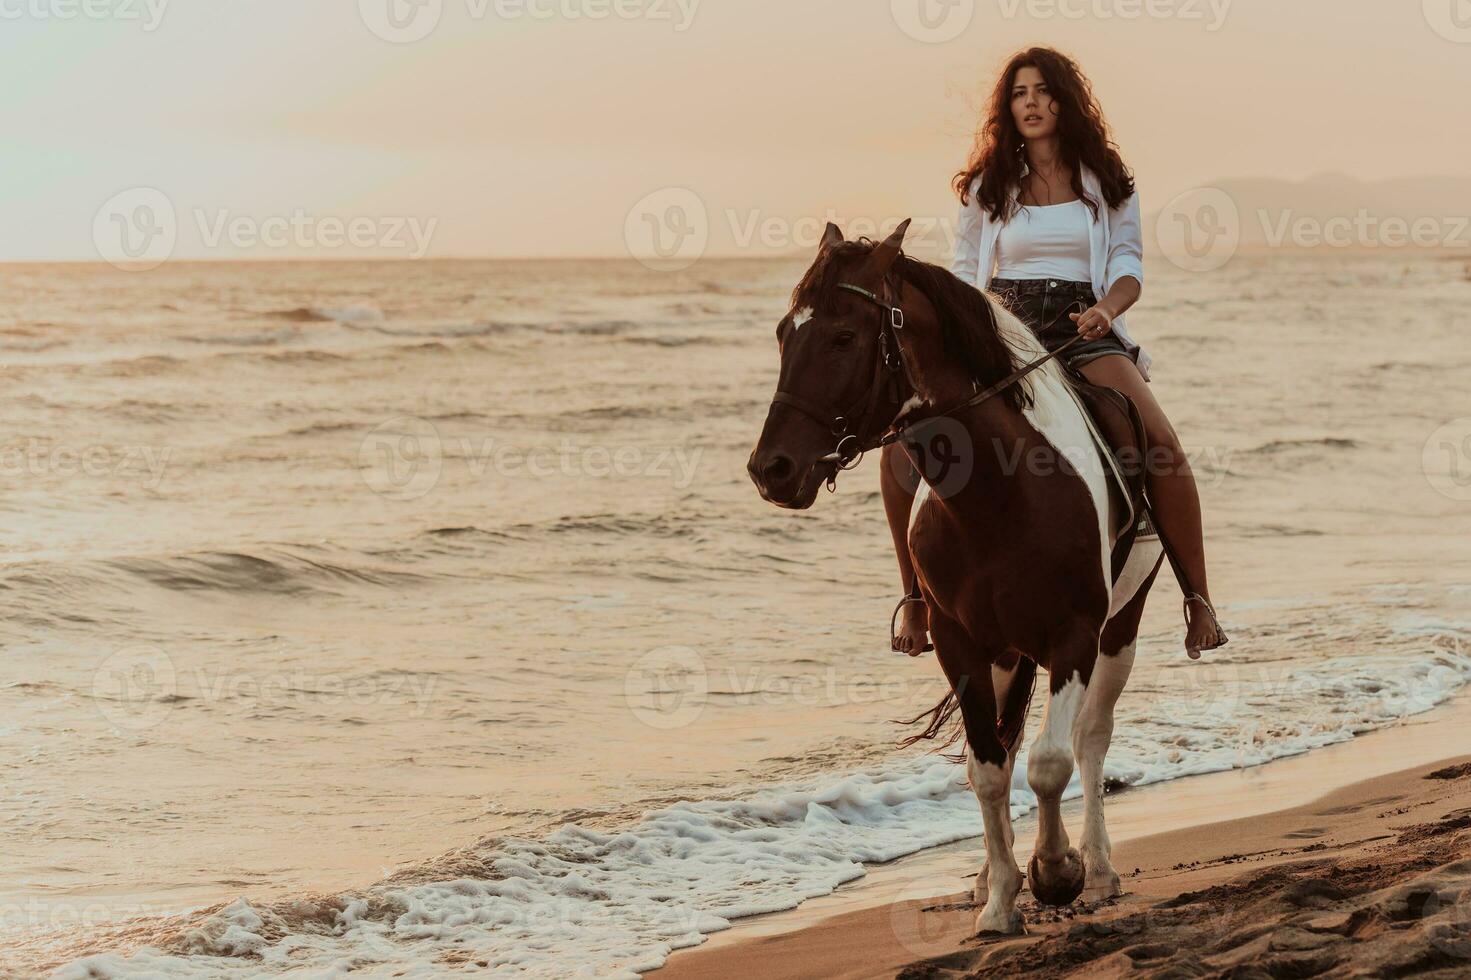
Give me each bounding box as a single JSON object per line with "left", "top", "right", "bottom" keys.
{"left": 1077, "top": 354, "right": 1224, "bottom": 655}
{"left": 880, "top": 442, "right": 928, "bottom": 655}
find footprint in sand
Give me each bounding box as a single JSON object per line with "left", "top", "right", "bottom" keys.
{"left": 1283, "top": 827, "right": 1328, "bottom": 840}
{"left": 1314, "top": 795, "right": 1403, "bottom": 816}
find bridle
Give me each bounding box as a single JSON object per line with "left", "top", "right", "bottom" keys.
{"left": 768, "top": 276, "right": 1087, "bottom": 491}
{"left": 768, "top": 279, "right": 914, "bottom": 488}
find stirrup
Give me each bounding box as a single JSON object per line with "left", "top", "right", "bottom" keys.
{"left": 1183, "top": 593, "right": 1229, "bottom": 654}
{"left": 890, "top": 594, "right": 933, "bottom": 655}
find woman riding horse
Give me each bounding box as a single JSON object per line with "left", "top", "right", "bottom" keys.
{"left": 886, "top": 46, "right": 1228, "bottom": 660}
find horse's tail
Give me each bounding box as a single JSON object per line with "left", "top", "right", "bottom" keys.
{"left": 898, "top": 689, "right": 965, "bottom": 760}
{"left": 898, "top": 659, "right": 1038, "bottom": 762}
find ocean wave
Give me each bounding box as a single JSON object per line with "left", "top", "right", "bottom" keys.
{"left": 96, "top": 354, "right": 186, "bottom": 376}
{"left": 0, "top": 548, "right": 428, "bottom": 611}
{"left": 531, "top": 512, "right": 710, "bottom": 539}
{"left": 103, "top": 550, "right": 426, "bottom": 596}
{"left": 494, "top": 394, "right": 759, "bottom": 428}
{"left": 182, "top": 327, "right": 309, "bottom": 347}
{"left": 1223, "top": 522, "right": 1327, "bottom": 538}
{"left": 624, "top": 333, "right": 740, "bottom": 348}
{"left": 0, "top": 337, "right": 67, "bottom": 353}
{"left": 348, "top": 319, "right": 534, "bottom": 339}
{"left": 34, "top": 631, "right": 1471, "bottom": 979}
{"left": 1367, "top": 359, "right": 1470, "bottom": 374}
{"left": 1239, "top": 436, "right": 1360, "bottom": 456}
{"left": 263, "top": 305, "right": 385, "bottom": 324}
{"left": 346, "top": 319, "right": 641, "bottom": 341}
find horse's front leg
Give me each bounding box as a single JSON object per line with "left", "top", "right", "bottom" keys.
{"left": 1074, "top": 641, "right": 1134, "bottom": 899}
{"left": 1025, "top": 627, "right": 1097, "bottom": 907}
{"left": 1075, "top": 562, "right": 1157, "bottom": 898}
{"left": 974, "top": 658, "right": 1024, "bottom": 902}
{"left": 931, "top": 614, "right": 1023, "bottom": 935}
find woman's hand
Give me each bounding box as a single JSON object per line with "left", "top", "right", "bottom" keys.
{"left": 1069, "top": 304, "right": 1114, "bottom": 340}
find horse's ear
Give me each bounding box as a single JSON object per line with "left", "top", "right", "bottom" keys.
{"left": 864, "top": 218, "right": 911, "bottom": 277}
{"left": 820, "top": 222, "right": 844, "bottom": 251}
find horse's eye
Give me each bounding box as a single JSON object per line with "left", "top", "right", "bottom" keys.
{"left": 832, "top": 331, "right": 856, "bottom": 350}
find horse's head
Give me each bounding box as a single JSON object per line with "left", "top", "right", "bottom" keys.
{"left": 747, "top": 220, "right": 916, "bottom": 509}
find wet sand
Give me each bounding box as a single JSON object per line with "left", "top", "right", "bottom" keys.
{"left": 656, "top": 700, "right": 1471, "bottom": 979}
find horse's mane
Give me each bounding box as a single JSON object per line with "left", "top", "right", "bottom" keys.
{"left": 791, "top": 240, "right": 1033, "bottom": 412}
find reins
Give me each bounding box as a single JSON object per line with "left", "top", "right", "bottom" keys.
{"left": 770, "top": 278, "right": 1085, "bottom": 488}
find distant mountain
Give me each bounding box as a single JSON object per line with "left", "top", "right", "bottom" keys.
{"left": 1145, "top": 173, "right": 1471, "bottom": 256}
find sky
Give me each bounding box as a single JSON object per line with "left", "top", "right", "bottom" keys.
{"left": 2, "top": 0, "right": 1469, "bottom": 261}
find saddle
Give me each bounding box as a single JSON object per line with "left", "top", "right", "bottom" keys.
{"left": 1059, "top": 370, "right": 1155, "bottom": 583}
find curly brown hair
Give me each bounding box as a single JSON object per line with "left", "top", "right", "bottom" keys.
{"left": 954, "top": 47, "right": 1134, "bottom": 223}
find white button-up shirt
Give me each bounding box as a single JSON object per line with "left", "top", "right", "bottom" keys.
{"left": 950, "top": 164, "right": 1150, "bottom": 379}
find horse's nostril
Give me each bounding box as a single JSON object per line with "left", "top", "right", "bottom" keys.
{"left": 761, "top": 455, "right": 795, "bottom": 484}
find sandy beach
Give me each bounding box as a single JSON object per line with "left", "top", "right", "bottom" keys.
{"left": 657, "top": 697, "right": 1471, "bottom": 979}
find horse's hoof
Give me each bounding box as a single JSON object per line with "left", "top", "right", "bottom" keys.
{"left": 1029, "top": 848, "right": 1086, "bottom": 907}
{"left": 974, "top": 908, "right": 1025, "bottom": 936}
{"left": 1083, "top": 870, "right": 1123, "bottom": 901}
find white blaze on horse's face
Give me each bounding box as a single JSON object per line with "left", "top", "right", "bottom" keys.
{"left": 790, "top": 307, "right": 814, "bottom": 332}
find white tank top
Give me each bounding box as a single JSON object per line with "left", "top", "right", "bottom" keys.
{"left": 994, "top": 199, "right": 1092, "bottom": 281}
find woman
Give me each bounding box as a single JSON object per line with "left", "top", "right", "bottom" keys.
{"left": 884, "top": 46, "right": 1227, "bottom": 659}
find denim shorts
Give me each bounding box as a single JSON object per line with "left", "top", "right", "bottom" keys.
{"left": 988, "top": 278, "right": 1131, "bottom": 371}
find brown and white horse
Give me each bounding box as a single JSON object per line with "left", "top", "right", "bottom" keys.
{"left": 748, "top": 220, "right": 1163, "bottom": 934}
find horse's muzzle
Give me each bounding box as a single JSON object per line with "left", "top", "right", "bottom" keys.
{"left": 747, "top": 449, "right": 822, "bottom": 509}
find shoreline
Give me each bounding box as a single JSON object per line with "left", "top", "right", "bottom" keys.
{"left": 655, "top": 690, "right": 1471, "bottom": 979}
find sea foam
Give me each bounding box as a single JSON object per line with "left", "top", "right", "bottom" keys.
{"left": 52, "top": 639, "right": 1471, "bottom": 979}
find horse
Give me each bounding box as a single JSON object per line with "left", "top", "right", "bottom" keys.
{"left": 747, "top": 219, "right": 1164, "bottom": 934}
